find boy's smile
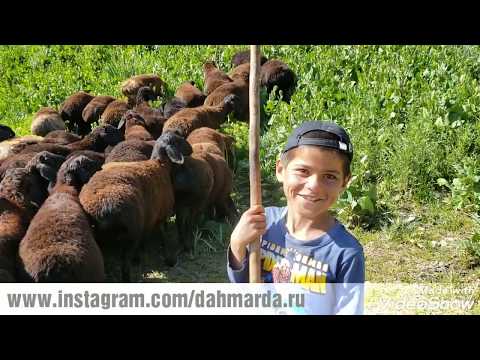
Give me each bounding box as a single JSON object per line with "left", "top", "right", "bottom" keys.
{"left": 276, "top": 145, "right": 350, "bottom": 222}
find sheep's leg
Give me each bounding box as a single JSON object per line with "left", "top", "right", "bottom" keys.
{"left": 159, "top": 223, "right": 179, "bottom": 267}
{"left": 215, "top": 196, "right": 239, "bottom": 225}
{"left": 120, "top": 249, "right": 131, "bottom": 283}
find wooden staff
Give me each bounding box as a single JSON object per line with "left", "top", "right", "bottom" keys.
{"left": 249, "top": 45, "right": 262, "bottom": 283}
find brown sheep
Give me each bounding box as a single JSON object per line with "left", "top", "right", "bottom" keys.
{"left": 121, "top": 74, "right": 166, "bottom": 107}
{"left": 132, "top": 87, "right": 166, "bottom": 139}
{"left": 0, "top": 125, "right": 15, "bottom": 142}
{"left": 0, "top": 135, "right": 45, "bottom": 162}
{"left": 65, "top": 124, "right": 124, "bottom": 153}
{"left": 203, "top": 61, "right": 233, "bottom": 95}
{"left": 17, "top": 154, "right": 105, "bottom": 282}
{"left": 261, "top": 59, "right": 297, "bottom": 103}
{"left": 163, "top": 97, "right": 188, "bottom": 119}
{"left": 163, "top": 94, "right": 237, "bottom": 138}
{"left": 0, "top": 144, "right": 71, "bottom": 180}
{"left": 228, "top": 63, "right": 251, "bottom": 82}
{"left": 0, "top": 151, "right": 66, "bottom": 282}
{"left": 59, "top": 91, "right": 95, "bottom": 136}
{"left": 79, "top": 132, "right": 192, "bottom": 281}
{"left": 105, "top": 140, "right": 154, "bottom": 164}
{"left": 100, "top": 100, "right": 130, "bottom": 128}
{"left": 30, "top": 107, "right": 66, "bottom": 137}
{"left": 204, "top": 67, "right": 249, "bottom": 122}
{"left": 82, "top": 95, "right": 116, "bottom": 125}
{"left": 187, "top": 127, "right": 236, "bottom": 169}
{"left": 43, "top": 130, "right": 82, "bottom": 145}
{"left": 117, "top": 111, "right": 154, "bottom": 142}
{"left": 175, "top": 81, "right": 206, "bottom": 107}
{"left": 173, "top": 130, "right": 238, "bottom": 251}
{"left": 231, "top": 50, "right": 268, "bottom": 67}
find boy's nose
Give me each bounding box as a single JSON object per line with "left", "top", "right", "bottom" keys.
{"left": 305, "top": 175, "right": 322, "bottom": 192}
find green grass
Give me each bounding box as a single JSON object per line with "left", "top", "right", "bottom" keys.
{"left": 2, "top": 45, "right": 480, "bottom": 312}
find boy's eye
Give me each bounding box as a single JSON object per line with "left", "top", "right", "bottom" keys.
{"left": 293, "top": 168, "right": 308, "bottom": 174}
{"left": 324, "top": 174, "right": 338, "bottom": 181}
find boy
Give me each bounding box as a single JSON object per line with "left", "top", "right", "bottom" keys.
{"left": 227, "top": 121, "right": 365, "bottom": 314}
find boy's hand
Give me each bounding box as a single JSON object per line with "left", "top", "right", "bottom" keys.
{"left": 229, "top": 205, "right": 266, "bottom": 268}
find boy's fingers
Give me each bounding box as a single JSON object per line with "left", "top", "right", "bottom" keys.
{"left": 248, "top": 214, "right": 266, "bottom": 223}
{"left": 247, "top": 205, "right": 264, "bottom": 214}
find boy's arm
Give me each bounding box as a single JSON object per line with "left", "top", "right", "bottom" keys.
{"left": 333, "top": 250, "right": 365, "bottom": 315}
{"left": 226, "top": 245, "right": 249, "bottom": 283}
{"left": 226, "top": 205, "right": 266, "bottom": 283}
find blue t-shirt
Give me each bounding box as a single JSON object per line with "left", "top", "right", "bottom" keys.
{"left": 227, "top": 206, "right": 365, "bottom": 314}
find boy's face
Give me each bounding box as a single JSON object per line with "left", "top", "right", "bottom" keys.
{"left": 276, "top": 146, "right": 351, "bottom": 220}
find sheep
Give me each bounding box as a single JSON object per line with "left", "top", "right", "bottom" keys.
{"left": 30, "top": 107, "right": 66, "bottom": 137}
{"left": 203, "top": 61, "right": 233, "bottom": 95}
{"left": 162, "top": 94, "right": 237, "bottom": 138}
{"left": 175, "top": 81, "right": 206, "bottom": 107}
{"left": 79, "top": 132, "right": 193, "bottom": 281}
{"left": 186, "top": 127, "right": 236, "bottom": 170}
{"left": 100, "top": 100, "right": 130, "bottom": 128}
{"left": 0, "top": 125, "right": 121, "bottom": 180}
{"left": 261, "top": 59, "right": 297, "bottom": 103}
{"left": 204, "top": 67, "right": 249, "bottom": 122}
{"left": 82, "top": 95, "right": 116, "bottom": 125}
{"left": 117, "top": 110, "right": 154, "bottom": 142}
{"left": 17, "top": 154, "right": 105, "bottom": 283}
{"left": 0, "top": 143, "right": 71, "bottom": 180}
{"left": 173, "top": 129, "right": 238, "bottom": 251}
{"left": 49, "top": 150, "right": 105, "bottom": 192}
{"left": 0, "top": 135, "right": 45, "bottom": 162}
{"left": 0, "top": 151, "right": 65, "bottom": 282}
{"left": 59, "top": 91, "right": 95, "bottom": 136}
{"left": 231, "top": 50, "right": 268, "bottom": 67}
{"left": 163, "top": 97, "right": 187, "bottom": 119}
{"left": 65, "top": 124, "right": 124, "bottom": 153}
{"left": 105, "top": 140, "right": 154, "bottom": 164}
{"left": 229, "top": 63, "right": 251, "bottom": 82}
{"left": 0, "top": 124, "right": 15, "bottom": 142}
{"left": 132, "top": 87, "right": 166, "bottom": 139}
{"left": 43, "top": 130, "right": 82, "bottom": 145}
{"left": 121, "top": 74, "right": 165, "bottom": 107}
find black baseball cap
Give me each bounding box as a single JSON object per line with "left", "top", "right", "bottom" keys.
{"left": 282, "top": 121, "right": 353, "bottom": 161}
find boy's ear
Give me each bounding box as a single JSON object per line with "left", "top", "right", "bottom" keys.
{"left": 275, "top": 159, "right": 285, "bottom": 183}
{"left": 341, "top": 174, "right": 352, "bottom": 190}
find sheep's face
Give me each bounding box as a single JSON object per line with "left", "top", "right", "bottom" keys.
{"left": 57, "top": 154, "right": 102, "bottom": 191}
{"left": 118, "top": 110, "right": 146, "bottom": 130}
{"left": 1, "top": 168, "right": 46, "bottom": 210}
{"left": 136, "top": 86, "right": 157, "bottom": 103}
{"left": 151, "top": 132, "right": 193, "bottom": 164}
{"left": 97, "top": 125, "right": 124, "bottom": 146}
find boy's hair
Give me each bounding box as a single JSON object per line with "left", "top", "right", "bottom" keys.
{"left": 281, "top": 130, "right": 352, "bottom": 177}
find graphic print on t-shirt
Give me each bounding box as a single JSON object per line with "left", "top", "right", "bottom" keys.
{"left": 261, "top": 239, "right": 328, "bottom": 294}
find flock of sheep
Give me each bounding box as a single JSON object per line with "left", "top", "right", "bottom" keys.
{"left": 0, "top": 50, "right": 297, "bottom": 282}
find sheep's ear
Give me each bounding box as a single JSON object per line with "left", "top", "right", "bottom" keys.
{"left": 37, "top": 164, "right": 58, "bottom": 183}
{"left": 165, "top": 146, "right": 184, "bottom": 164}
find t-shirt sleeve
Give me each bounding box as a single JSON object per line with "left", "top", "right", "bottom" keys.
{"left": 334, "top": 249, "right": 365, "bottom": 315}
{"left": 226, "top": 245, "right": 249, "bottom": 283}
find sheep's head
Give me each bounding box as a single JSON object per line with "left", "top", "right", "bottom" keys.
{"left": 117, "top": 110, "right": 147, "bottom": 131}
{"left": 223, "top": 94, "right": 238, "bottom": 113}
{"left": 92, "top": 124, "right": 124, "bottom": 147}
{"left": 54, "top": 154, "right": 103, "bottom": 192}
{"left": 136, "top": 86, "right": 158, "bottom": 104}
{"left": 203, "top": 61, "right": 218, "bottom": 74}
{"left": 151, "top": 131, "right": 192, "bottom": 164}
{"left": 163, "top": 97, "right": 187, "bottom": 119}
{"left": 0, "top": 124, "right": 15, "bottom": 142}
{"left": 26, "top": 151, "right": 66, "bottom": 183}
